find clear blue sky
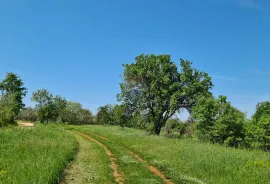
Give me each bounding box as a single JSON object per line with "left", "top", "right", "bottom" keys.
{"left": 1, "top": 0, "right": 270, "bottom": 117}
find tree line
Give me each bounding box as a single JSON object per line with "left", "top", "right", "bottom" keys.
{"left": 0, "top": 73, "right": 94, "bottom": 126}
{"left": 0, "top": 53, "right": 269, "bottom": 151}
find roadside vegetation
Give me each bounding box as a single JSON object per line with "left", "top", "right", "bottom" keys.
{"left": 0, "top": 123, "right": 77, "bottom": 184}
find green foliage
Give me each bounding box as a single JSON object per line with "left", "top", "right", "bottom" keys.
{"left": 193, "top": 95, "right": 246, "bottom": 147}
{"left": 31, "top": 89, "right": 67, "bottom": 124}
{"left": 0, "top": 93, "right": 17, "bottom": 127}
{"left": 16, "top": 107, "right": 38, "bottom": 122}
{"left": 113, "top": 104, "right": 129, "bottom": 127}
{"left": 77, "top": 108, "right": 94, "bottom": 124}
{"left": 96, "top": 104, "right": 114, "bottom": 125}
{"left": 0, "top": 73, "right": 27, "bottom": 127}
{"left": 165, "top": 118, "right": 193, "bottom": 137}
{"left": 0, "top": 72, "right": 27, "bottom": 114}
{"left": 252, "top": 101, "right": 270, "bottom": 121}
{"left": 51, "top": 95, "right": 67, "bottom": 122}
{"left": 61, "top": 101, "right": 94, "bottom": 124}
{"left": 118, "top": 54, "right": 213, "bottom": 135}
{"left": 245, "top": 116, "right": 270, "bottom": 151}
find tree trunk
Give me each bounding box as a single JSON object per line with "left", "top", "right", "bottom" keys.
{"left": 154, "top": 123, "right": 162, "bottom": 135}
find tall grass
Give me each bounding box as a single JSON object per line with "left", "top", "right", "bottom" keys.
{"left": 73, "top": 125, "right": 270, "bottom": 184}
{"left": 0, "top": 123, "right": 77, "bottom": 184}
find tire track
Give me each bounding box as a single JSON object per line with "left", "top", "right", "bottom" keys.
{"left": 129, "top": 151, "right": 173, "bottom": 184}
{"left": 82, "top": 131, "right": 173, "bottom": 184}
{"left": 75, "top": 131, "right": 125, "bottom": 184}
{"left": 84, "top": 131, "right": 206, "bottom": 184}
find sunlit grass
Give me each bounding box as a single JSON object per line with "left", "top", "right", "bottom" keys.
{"left": 61, "top": 133, "right": 114, "bottom": 184}
{"left": 0, "top": 123, "right": 77, "bottom": 184}
{"left": 71, "top": 125, "right": 270, "bottom": 184}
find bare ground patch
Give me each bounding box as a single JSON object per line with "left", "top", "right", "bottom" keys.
{"left": 18, "top": 122, "right": 34, "bottom": 127}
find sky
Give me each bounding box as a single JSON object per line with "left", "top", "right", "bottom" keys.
{"left": 1, "top": 0, "right": 270, "bottom": 118}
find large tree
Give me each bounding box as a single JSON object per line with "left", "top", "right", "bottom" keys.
{"left": 0, "top": 72, "right": 27, "bottom": 114}
{"left": 118, "top": 54, "right": 213, "bottom": 135}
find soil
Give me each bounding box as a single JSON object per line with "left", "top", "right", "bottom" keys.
{"left": 18, "top": 122, "right": 34, "bottom": 127}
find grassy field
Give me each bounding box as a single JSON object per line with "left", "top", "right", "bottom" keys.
{"left": 1, "top": 123, "right": 269, "bottom": 184}
{"left": 68, "top": 125, "right": 270, "bottom": 184}
{"left": 0, "top": 123, "right": 77, "bottom": 184}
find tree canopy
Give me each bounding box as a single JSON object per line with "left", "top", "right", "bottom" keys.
{"left": 118, "top": 54, "right": 213, "bottom": 135}
{"left": 0, "top": 72, "right": 27, "bottom": 114}
{"left": 192, "top": 95, "right": 246, "bottom": 147}
{"left": 252, "top": 101, "right": 270, "bottom": 121}
{"left": 31, "top": 89, "right": 67, "bottom": 124}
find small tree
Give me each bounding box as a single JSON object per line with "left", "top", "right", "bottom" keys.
{"left": 0, "top": 72, "right": 27, "bottom": 114}
{"left": 113, "top": 104, "right": 129, "bottom": 128}
{"left": 62, "top": 101, "right": 82, "bottom": 124}
{"left": 31, "top": 89, "right": 66, "bottom": 124}
{"left": 78, "top": 108, "right": 94, "bottom": 124}
{"left": 192, "top": 96, "right": 246, "bottom": 147}
{"left": 118, "top": 54, "right": 213, "bottom": 135}
{"left": 96, "top": 105, "right": 114, "bottom": 125}
{"left": 51, "top": 95, "right": 67, "bottom": 122}
{"left": 245, "top": 102, "right": 270, "bottom": 151}
{"left": 31, "top": 89, "right": 54, "bottom": 124}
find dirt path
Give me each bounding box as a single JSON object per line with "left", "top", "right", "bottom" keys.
{"left": 83, "top": 131, "right": 174, "bottom": 184}
{"left": 129, "top": 151, "right": 174, "bottom": 184}
{"left": 61, "top": 133, "right": 115, "bottom": 184}
{"left": 69, "top": 130, "right": 205, "bottom": 184}
{"left": 18, "top": 122, "right": 34, "bottom": 127}
{"left": 75, "top": 131, "right": 125, "bottom": 184}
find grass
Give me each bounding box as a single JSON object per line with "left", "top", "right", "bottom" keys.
{"left": 69, "top": 125, "right": 270, "bottom": 184}
{"left": 0, "top": 123, "right": 77, "bottom": 184}
{"left": 88, "top": 134, "right": 166, "bottom": 184}
{"left": 61, "top": 132, "right": 114, "bottom": 184}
